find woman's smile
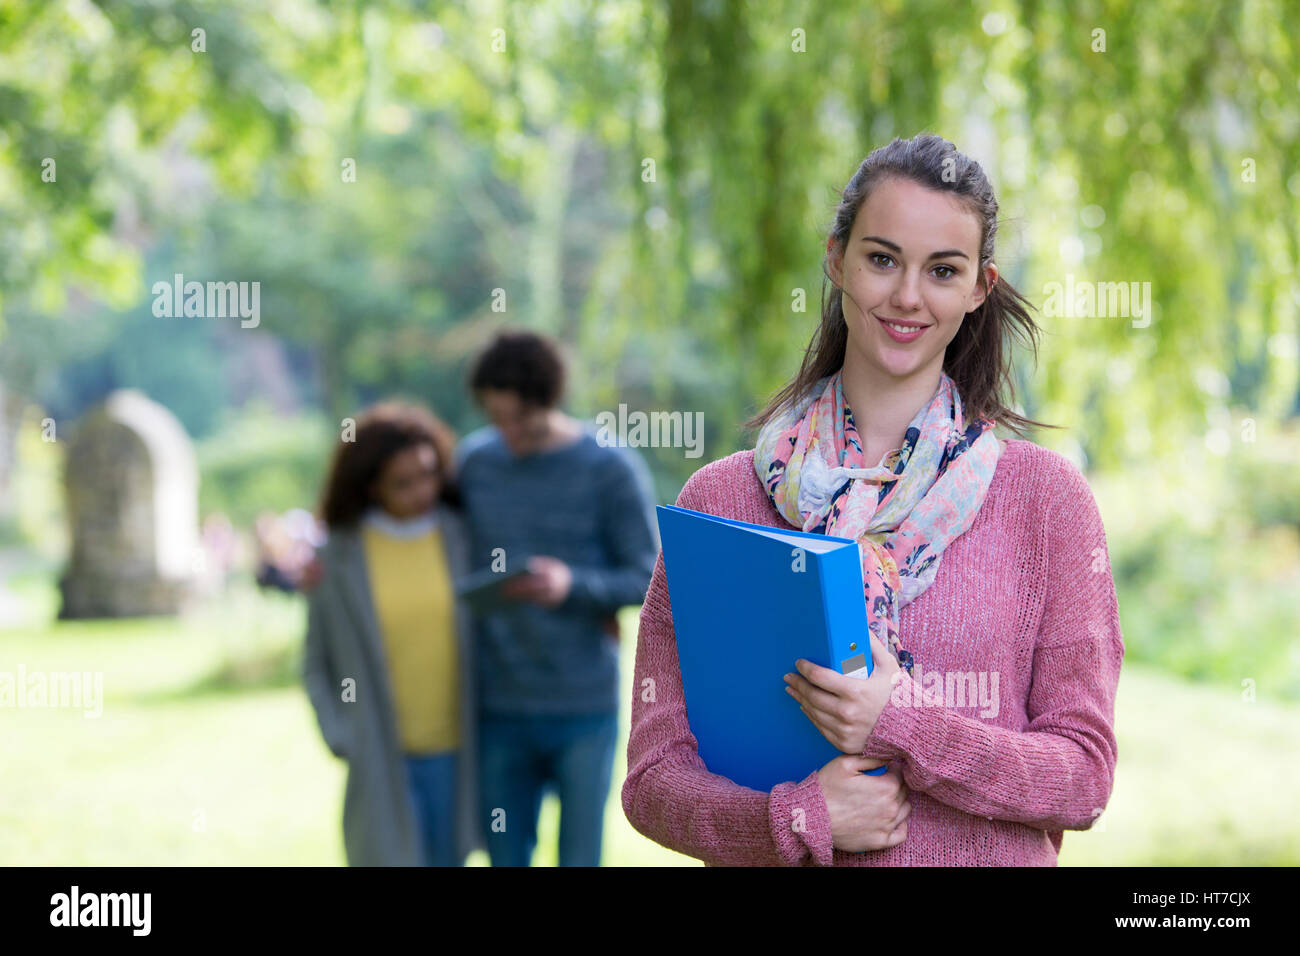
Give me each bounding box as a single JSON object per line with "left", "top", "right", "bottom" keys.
{"left": 873, "top": 312, "right": 931, "bottom": 343}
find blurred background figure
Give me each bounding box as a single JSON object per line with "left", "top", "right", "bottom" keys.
{"left": 283, "top": 507, "right": 326, "bottom": 586}
{"left": 456, "top": 330, "right": 659, "bottom": 867}
{"left": 253, "top": 511, "right": 300, "bottom": 594}
{"left": 302, "top": 401, "right": 482, "bottom": 866}
{"left": 253, "top": 509, "right": 323, "bottom": 594}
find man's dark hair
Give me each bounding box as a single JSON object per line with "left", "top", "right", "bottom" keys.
{"left": 468, "top": 329, "right": 566, "bottom": 408}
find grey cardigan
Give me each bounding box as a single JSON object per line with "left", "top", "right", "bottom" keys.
{"left": 302, "top": 503, "right": 483, "bottom": 865}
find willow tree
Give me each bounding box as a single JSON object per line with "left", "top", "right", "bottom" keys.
{"left": 6, "top": 0, "right": 1298, "bottom": 486}
{"left": 638, "top": 0, "right": 1300, "bottom": 470}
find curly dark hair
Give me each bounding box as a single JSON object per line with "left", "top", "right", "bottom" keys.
{"left": 318, "top": 401, "right": 460, "bottom": 529}
{"left": 468, "top": 329, "right": 567, "bottom": 408}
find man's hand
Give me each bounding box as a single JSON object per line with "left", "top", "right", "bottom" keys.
{"left": 501, "top": 555, "right": 573, "bottom": 608}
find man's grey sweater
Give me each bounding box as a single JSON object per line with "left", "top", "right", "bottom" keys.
{"left": 455, "top": 423, "right": 660, "bottom": 715}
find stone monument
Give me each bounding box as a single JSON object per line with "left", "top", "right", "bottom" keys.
{"left": 59, "top": 390, "right": 199, "bottom": 618}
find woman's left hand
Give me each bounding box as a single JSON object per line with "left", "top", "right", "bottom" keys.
{"left": 784, "top": 632, "right": 902, "bottom": 754}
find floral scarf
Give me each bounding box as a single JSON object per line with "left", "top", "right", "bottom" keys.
{"left": 753, "top": 369, "right": 1001, "bottom": 674}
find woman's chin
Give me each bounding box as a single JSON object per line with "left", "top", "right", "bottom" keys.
{"left": 847, "top": 332, "right": 942, "bottom": 382}
{"left": 872, "top": 349, "right": 934, "bottom": 380}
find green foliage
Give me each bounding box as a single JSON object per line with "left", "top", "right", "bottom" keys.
{"left": 0, "top": 0, "right": 299, "bottom": 327}
{"left": 1234, "top": 451, "right": 1300, "bottom": 534}
{"left": 1098, "top": 423, "right": 1300, "bottom": 701}
{"left": 7, "top": 0, "right": 1298, "bottom": 473}
{"left": 8, "top": 404, "right": 66, "bottom": 558}
{"left": 196, "top": 404, "right": 333, "bottom": 526}
{"left": 1113, "top": 519, "right": 1300, "bottom": 698}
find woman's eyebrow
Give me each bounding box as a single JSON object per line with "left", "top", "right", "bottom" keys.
{"left": 861, "top": 235, "right": 970, "bottom": 261}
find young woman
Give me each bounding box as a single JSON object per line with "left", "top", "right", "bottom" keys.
{"left": 621, "top": 133, "right": 1125, "bottom": 866}
{"left": 302, "top": 401, "right": 483, "bottom": 866}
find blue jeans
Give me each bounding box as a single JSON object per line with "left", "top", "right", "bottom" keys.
{"left": 477, "top": 710, "right": 618, "bottom": 867}
{"left": 404, "top": 751, "right": 460, "bottom": 866}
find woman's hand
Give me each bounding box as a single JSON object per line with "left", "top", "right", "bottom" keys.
{"left": 297, "top": 554, "right": 325, "bottom": 593}
{"left": 817, "top": 754, "right": 911, "bottom": 852}
{"left": 784, "top": 632, "right": 901, "bottom": 754}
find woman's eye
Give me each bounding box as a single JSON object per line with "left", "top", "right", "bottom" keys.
{"left": 868, "top": 253, "right": 955, "bottom": 278}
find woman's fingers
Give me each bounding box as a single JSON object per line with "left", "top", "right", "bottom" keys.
{"left": 784, "top": 670, "right": 846, "bottom": 714}
{"left": 887, "top": 819, "right": 908, "bottom": 847}
{"left": 888, "top": 797, "right": 913, "bottom": 831}
{"left": 868, "top": 631, "right": 902, "bottom": 680}
{"left": 785, "top": 680, "right": 840, "bottom": 718}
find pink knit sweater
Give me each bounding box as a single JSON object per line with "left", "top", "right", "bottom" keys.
{"left": 621, "top": 439, "right": 1124, "bottom": 866}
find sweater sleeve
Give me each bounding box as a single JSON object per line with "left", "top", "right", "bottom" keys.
{"left": 303, "top": 570, "right": 352, "bottom": 760}
{"left": 858, "top": 460, "right": 1125, "bottom": 831}
{"left": 563, "top": 447, "right": 660, "bottom": 614}
{"left": 620, "top": 473, "right": 838, "bottom": 866}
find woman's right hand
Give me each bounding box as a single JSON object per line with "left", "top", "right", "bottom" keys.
{"left": 816, "top": 754, "right": 911, "bottom": 853}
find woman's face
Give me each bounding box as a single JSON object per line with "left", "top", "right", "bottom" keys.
{"left": 371, "top": 443, "right": 440, "bottom": 519}
{"left": 830, "top": 176, "right": 997, "bottom": 384}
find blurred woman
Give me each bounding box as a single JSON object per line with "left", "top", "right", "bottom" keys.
{"left": 302, "top": 401, "right": 482, "bottom": 866}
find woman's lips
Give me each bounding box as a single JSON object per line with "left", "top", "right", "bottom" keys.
{"left": 875, "top": 314, "right": 930, "bottom": 343}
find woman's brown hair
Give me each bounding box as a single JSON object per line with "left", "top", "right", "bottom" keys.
{"left": 745, "top": 132, "right": 1060, "bottom": 438}
{"left": 318, "top": 401, "right": 460, "bottom": 529}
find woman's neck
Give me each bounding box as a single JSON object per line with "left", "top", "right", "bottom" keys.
{"left": 840, "top": 354, "right": 943, "bottom": 467}
{"left": 363, "top": 507, "right": 439, "bottom": 538}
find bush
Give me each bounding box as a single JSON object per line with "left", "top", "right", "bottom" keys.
{"left": 197, "top": 404, "right": 334, "bottom": 529}
{"left": 1101, "top": 424, "right": 1300, "bottom": 701}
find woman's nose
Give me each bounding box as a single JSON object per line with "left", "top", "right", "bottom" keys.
{"left": 891, "top": 271, "right": 923, "bottom": 310}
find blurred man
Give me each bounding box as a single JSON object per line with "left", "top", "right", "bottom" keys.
{"left": 457, "top": 330, "right": 658, "bottom": 867}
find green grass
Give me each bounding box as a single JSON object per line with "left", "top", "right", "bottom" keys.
{"left": 0, "top": 576, "right": 694, "bottom": 866}
{"left": 1, "top": 572, "right": 1296, "bottom": 865}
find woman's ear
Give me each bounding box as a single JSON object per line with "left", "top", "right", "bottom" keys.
{"left": 827, "top": 237, "right": 842, "bottom": 287}
{"left": 971, "top": 261, "right": 998, "bottom": 311}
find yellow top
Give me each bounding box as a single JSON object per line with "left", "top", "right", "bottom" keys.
{"left": 362, "top": 522, "right": 459, "bottom": 754}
